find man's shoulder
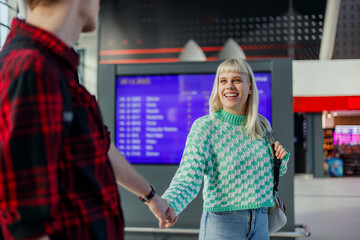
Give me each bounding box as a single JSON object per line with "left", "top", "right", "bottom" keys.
{"left": 0, "top": 40, "right": 60, "bottom": 90}
{"left": 0, "top": 42, "right": 51, "bottom": 74}
{"left": 1, "top": 41, "right": 46, "bottom": 60}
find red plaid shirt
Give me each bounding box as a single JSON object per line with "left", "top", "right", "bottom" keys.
{"left": 0, "top": 19, "right": 124, "bottom": 240}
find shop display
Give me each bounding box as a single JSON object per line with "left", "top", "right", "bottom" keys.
{"left": 339, "top": 144, "right": 360, "bottom": 176}
{"left": 323, "top": 129, "right": 334, "bottom": 158}
{"left": 333, "top": 125, "right": 360, "bottom": 145}
{"left": 325, "top": 125, "right": 360, "bottom": 176}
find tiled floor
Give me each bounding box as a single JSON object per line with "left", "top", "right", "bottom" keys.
{"left": 294, "top": 174, "right": 360, "bottom": 240}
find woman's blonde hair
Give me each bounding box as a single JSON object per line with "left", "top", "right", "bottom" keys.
{"left": 209, "top": 59, "right": 271, "bottom": 139}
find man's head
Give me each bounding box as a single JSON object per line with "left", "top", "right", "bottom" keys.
{"left": 24, "top": 0, "right": 99, "bottom": 33}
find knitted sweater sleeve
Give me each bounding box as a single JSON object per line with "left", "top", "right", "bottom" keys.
{"left": 162, "top": 120, "right": 206, "bottom": 215}
{"left": 280, "top": 149, "right": 290, "bottom": 176}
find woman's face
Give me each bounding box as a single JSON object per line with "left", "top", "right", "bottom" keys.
{"left": 218, "top": 72, "right": 251, "bottom": 115}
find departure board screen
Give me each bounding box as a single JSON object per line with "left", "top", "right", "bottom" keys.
{"left": 115, "top": 73, "right": 271, "bottom": 164}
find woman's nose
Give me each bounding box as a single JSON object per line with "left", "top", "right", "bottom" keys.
{"left": 226, "top": 82, "right": 235, "bottom": 89}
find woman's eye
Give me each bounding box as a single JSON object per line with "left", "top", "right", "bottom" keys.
{"left": 220, "top": 79, "right": 227, "bottom": 84}
{"left": 233, "top": 79, "right": 241, "bottom": 83}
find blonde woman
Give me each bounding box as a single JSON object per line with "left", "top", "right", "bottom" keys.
{"left": 163, "top": 59, "right": 290, "bottom": 239}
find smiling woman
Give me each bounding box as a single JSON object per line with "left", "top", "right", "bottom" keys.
{"left": 162, "top": 58, "right": 291, "bottom": 240}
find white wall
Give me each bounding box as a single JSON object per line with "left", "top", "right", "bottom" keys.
{"left": 293, "top": 59, "right": 360, "bottom": 97}
{"left": 77, "top": 27, "right": 98, "bottom": 96}
{"left": 0, "top": 0, "right": 9, "bottom": 49}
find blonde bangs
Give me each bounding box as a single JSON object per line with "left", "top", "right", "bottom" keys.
{"left": 216, "top": 59, "right": 252, "bottom": 76}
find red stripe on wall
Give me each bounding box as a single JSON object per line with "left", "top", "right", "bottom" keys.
{"left": 293, "top": 96, "right": 360, "bottom": 113}
{"left": 99, "top": 48, "right": 183, "bottom": 55}
{"left": 99, "top": 58, "right": 180, "bottom": 64}
{"left": 99, "top": 47, "right": 223, "bottom": 56}
{"left": 348, "top": 96, "right": 360, "bottom": 109}
{"left": 206, "top": 57, "right": 219, "bottom": 61}
{"left": 99, "top": 56, "right": 290, "bottom": 64}
{"left": 201, "top": 46, "right": 223, "bottom": 52}
{"left": 100, "top": 58, "right": 220, "bottom": 64}
{"left": 99, "top": 44, "right": 310, "bottom": 56}
{"left": 99, "top": 55, "right": 290, "bottom": 64}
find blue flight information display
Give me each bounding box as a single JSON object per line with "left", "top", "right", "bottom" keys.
{"left": 115, "top": 73, "right": 271, "bottom": 164}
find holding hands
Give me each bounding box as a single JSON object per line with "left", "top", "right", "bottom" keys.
{"left": 146, "top": 195, "right": 178, "bottom": 228}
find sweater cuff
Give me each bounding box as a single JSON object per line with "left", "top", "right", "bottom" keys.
{"left": 279, "top": 148, "right": 290, "bottom": 176}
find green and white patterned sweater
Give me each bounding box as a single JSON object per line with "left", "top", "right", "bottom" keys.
{"left": 162, "top": 110, "right": 289, "bottom": 215}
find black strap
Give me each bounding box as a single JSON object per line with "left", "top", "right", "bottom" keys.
{"left": 264, "top": 130, "right": 282, "bottom": 194}
{"left": 272, "top": 143, "right": 282, "bottom": 193}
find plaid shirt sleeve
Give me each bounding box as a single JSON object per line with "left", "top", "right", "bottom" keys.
{"left": 0, "top": 49, "right": 63, "bottom": 238}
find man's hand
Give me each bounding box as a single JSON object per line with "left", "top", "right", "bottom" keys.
{"left": 146, "top": 195, "right": 170, "bottom": 229}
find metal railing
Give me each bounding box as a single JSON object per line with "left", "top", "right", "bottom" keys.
{"left": 125, "top": 224, "right": 311, "bottom": 238}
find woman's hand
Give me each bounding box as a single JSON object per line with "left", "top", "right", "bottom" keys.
{"left": 274, "top": 141, "right": 288, "bottom": 159}
{"left": 165, "top": 205, "right": 178, "bottom": 228}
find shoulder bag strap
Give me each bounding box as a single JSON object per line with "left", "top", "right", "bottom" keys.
{"left": 265, "top": 131, "right": 282, "bottom": 194}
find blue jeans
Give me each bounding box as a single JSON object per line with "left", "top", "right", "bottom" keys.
{"left": 199, "top": 208, "right": 269, "bottom": 240}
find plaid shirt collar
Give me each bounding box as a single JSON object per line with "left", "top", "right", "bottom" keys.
{"left": 10, "top": 18, "right": 79, "bottom": 73}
